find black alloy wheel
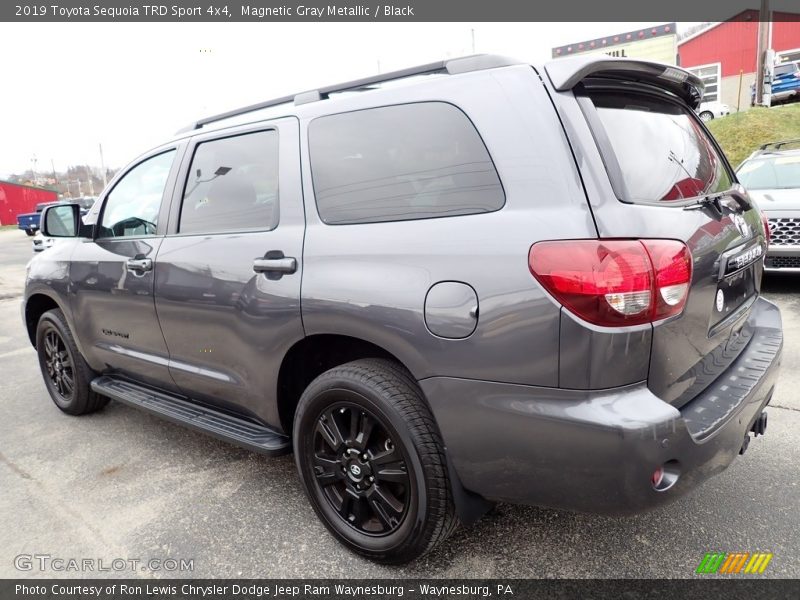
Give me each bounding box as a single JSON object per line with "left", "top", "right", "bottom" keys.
{"left": 312, "top": 401, "right": 411, "bottom": 536}
{"left": 42, "top": 327, "right": 75, "bottom": 401}
{"left": 294, "top": 359, "right": 458, "bottom": 564}
{"left": 36, "top": 309, "right": 108, "bottom": 415}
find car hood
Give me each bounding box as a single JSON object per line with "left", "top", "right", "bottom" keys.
{"left": 749, "top": 188, "right": 800, "bottom": 212}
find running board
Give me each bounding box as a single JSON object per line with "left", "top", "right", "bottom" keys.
{"left": 90, "top": 376, "right": 291, "bottom": 456}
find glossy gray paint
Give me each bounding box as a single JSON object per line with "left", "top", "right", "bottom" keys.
{"left": 424, "top": 281, "right": 479, "bottom": 339}
{"left": 22, "top": 56, "right": 783, "bottom": 515}
{"left": 153, "top": 118, "right": 305, "bottom": 425}
{"left": 542, "top": 76, "right": 768, "bottom": 407}
{"left": 67, "top": 144, "right": 186, "bottom": 392}
{"left": 422, "top": 297, "right": 781, "bottom": 513}
{"left": 298, "top": 66, "right": 595, "bottom": 387}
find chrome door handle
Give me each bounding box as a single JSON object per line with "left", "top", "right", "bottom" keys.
{"left": 253, "top": 257, "right": 297, "bottom": 273}
{"left": 126, "top": 257, "right": 153, "bottom": 272}
{"left": 253, "top": 252, "right": 297, "bottom": 278}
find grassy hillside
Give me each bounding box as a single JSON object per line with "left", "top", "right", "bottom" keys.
{"left": 707, "top": 103, "right": 800, "bottom": 168}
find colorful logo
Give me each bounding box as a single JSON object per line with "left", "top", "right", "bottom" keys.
{"left": 696, "top": 552, "right": 773, "bottom": 574}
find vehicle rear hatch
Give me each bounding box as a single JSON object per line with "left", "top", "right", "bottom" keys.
{"left": 546, "top": 57, "right": 768, "bottom": 409}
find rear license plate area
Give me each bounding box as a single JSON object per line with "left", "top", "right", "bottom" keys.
{"left": 712, "top": 265, "right": 756, "bottom": 327}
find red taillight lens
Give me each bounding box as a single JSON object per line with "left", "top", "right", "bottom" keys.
{"left": 760, "top": 211, "right": 771, "bottom": 246}
{"left": 529, "top": 239, "right": 692, "bottom": 327}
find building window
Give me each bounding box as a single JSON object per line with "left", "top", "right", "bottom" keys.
{"left": 688, "top": 63, "right": 721, "bottom": 103}
{"left": 777, "top": 48, "right": 800, "bottom": 65}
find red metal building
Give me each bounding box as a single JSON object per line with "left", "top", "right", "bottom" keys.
{"left": 678, "top": 11, "right": 800, "bottom": 110}
{"left": 0, "top": 180, "right": 58, "bottom": 226}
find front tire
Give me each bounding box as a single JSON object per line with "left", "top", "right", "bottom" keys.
{"left": 293, "top": 359, "right": 457, "bottom": 564}
{"left": 36, "top": 309, "right": 107, "bottom": 415}
{"left": 699, "top": 111, "right": 714, "bottom": 122}
{"left": 25, "top": 229, "right": 36, "bottom": 236}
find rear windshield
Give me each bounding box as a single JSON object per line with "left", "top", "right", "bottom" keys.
{"left": 587, "top": 92, "right": 733, "bottom": 203}
{"left": 737, "top": 154, "right": 800, "bottom": 190}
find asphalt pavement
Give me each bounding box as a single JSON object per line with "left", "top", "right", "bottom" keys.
{"left": 0, "top": 227, "right": 798, "bottom": 579}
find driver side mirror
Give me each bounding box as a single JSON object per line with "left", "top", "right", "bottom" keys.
{"left": 41, "top": 203, "right": 80, "bottom": 238}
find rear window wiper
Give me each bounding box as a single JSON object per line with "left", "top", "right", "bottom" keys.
{"left": 683, "top": 193, "right": 725, "bottom": 215}
{"left": 683, "top": 188, "right": 753, "bottom": 215}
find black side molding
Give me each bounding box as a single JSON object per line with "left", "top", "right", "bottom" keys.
{"left": 91, "top": 376, "right": 291, "bottom": 456}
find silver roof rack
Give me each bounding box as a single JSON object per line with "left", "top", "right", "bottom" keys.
{"left": 175, "top": 54, "right": 521, "bottom": 134}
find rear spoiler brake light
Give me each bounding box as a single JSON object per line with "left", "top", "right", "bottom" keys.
{"left": 544, "top": 56, "right": 704, "bottom": 109}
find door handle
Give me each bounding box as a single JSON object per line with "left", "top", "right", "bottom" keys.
{"left": 126, "top": 257, "right": 153, "bottom": 273}
{"left": 253, "top": 251, "right": 297, "bottom": 279}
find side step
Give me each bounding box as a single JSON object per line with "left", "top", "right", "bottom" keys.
{"left": 90, "top": 376, "right": 291, "bottom": 456}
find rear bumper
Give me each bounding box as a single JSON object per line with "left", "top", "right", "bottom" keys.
{"left": 422, "top": 297, "right": 782, "bottom": 515}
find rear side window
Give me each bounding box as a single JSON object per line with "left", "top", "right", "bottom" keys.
{"left": 179, "top": 130, "right": 279, "bottom": 235}
{"left": 308, "top": 102, "right": 504, "bottom": 224}
{"left": 586, "top": 92, "right": 733, "bottom": 203}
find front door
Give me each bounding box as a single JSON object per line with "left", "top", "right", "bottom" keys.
{"left": 154, "top": 118, "right": 305, "bottom": 427}
{"left": 70, "top": 147, "right": 182, "bottom": 391}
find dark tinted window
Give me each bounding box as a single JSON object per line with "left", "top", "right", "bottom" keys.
{"left": 309, "top": 102, "right": 504, "bottom": 224}
{"left": 180, "top": 130, "right": 279, "bottom": 234}
{"left": 588, "top": 93, "right": 733, "bottom": 202}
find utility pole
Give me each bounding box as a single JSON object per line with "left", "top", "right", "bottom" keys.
{"left": 99, "top": 143, "right": 108, "bottom": 189}
{"left": 30, "top": 155, "right": 38, "bottom": 186}
{"left": 50, "top": 159, "right": 58, "bottom": 190}
{"left": 755, "top": 0, "right": 770, "bottom": 106}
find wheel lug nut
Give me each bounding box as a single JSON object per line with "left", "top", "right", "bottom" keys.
{"left": 361, "top": 454, "right": 368, "bottom": 461}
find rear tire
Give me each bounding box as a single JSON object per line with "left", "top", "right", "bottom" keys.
{"left": 36, "top": 309, "right": 107, "bottom": 415}
{"left": 25, "top": 229, "right": 36, "bottom": 237}
{"left": 699, "top": 111, "right": 714, "bottom": 122}
{"left": 293, "top": 358, "right": 457, "bottom": 564}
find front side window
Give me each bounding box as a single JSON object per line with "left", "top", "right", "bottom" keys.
{"left": 179, "top": 130, "right": 279, "bottom": 235}
{"left": 98, "top": 150, "right": 175, "bottom": 238}
{"left": 587, "top": 92, "right": 733, "bottom": 203}
{"left": 308, "top": 102, "right": 504, "bottom": 225}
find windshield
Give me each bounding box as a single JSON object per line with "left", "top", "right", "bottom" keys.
{"left": 588, "top": 92, "right": 733, "bottom": 203}
{"left": 737, "top": 154, "right": 800, "bottom": 190}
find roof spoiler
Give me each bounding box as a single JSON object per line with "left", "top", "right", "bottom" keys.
{"left": 544, "top": 56, "right": 704, "bottom": 109}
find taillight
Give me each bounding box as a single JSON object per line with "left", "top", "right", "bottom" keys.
{"left": 529, "top": 239, "right": 692, "bottom": 327}
{"left": 760, "top": 211, "right": 771, "bottom": 246}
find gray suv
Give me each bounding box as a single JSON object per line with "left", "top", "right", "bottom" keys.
{"left": 24, "top": 55, "right": 782, "bottom": 564}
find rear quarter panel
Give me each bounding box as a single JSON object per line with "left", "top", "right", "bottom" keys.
{"left": 298, "top": 65, "right": 597, "bottom": 385}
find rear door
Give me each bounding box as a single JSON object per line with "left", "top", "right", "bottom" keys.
{"left": 572, "top": 82, "right": 766, "bottom": 407}
{"left": 153, "top": 117, "right": 304, "bottom": 427}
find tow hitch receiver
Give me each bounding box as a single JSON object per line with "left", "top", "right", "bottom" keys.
{"left": 740, "top": 412, "right": 768, "bottom": 455}
{"left": 752, "top": 411, "right": 768, "bottom": 437}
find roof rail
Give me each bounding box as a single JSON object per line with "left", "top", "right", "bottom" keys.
{"left": 175, "top": 54, "right": 521, "bottom": 134}
{"left": 759, "top": 138, "right": 800, "bottom": 151}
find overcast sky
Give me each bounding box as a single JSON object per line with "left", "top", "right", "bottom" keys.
{"left": 0, "top": 22, "right": 696, "bottom": 177}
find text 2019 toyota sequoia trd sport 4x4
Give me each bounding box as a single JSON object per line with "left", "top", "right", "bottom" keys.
{"left": 24, "top": 55, "right": 782, "bottom": 563}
